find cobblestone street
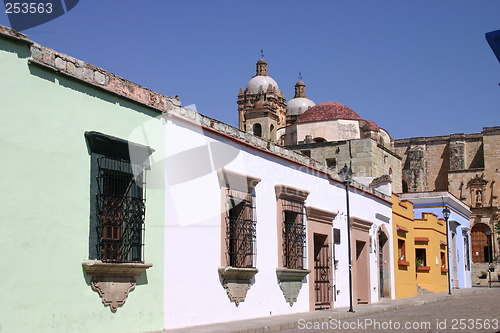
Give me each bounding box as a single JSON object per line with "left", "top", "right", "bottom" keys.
{"left": 280, "top": 288, "right": 500, "bottom": 333}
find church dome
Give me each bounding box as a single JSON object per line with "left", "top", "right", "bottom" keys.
{"left": 247, "top": 76, "right": 280, "bottom": 94}
{"left": 287, "top": 98, "right": 315, "bottom": 115}
{"left": 287, "top": 80, "right": 315, "bottom": 115}
{"left": 297, "top": 101, "right": 362, "bottom": 123}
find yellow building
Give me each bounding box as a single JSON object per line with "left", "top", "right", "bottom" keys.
{"left": 392, "top": 194, "right": 418, "bottom": 298}
{"left": 414, "top": 212, "right": 449, "bottom": 293}
{"left": 392, "top": 195, "right": 449, "bottom": 298}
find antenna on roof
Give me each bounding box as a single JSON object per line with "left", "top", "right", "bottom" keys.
{"left": 260, "top": 49, "right": 264, "bottom": 58}
{"left": 298, "top": 72, "right": 303, "bottom": 80}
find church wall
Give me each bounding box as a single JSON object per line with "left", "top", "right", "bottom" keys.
{"left": 296, "top": 119, "right": 361, "bottom": 143}
{"left": 395, "top": 137, "right": 449, "bottom": 192}
{"left": 292, "top": 138, "right": 402, "bottom": 193}
{"left": 425, "top": 141, "right": 449, "bottom": 191}
{"left": 465, "top": 138, "right": 483, "bottom": 169}
{"left": 483, "top": 128, "right": 500, "bottom": 208}
{"left": 367, "top": 140, "right": 402, "bottom": 193}
{"left": 296, "top": 120, "right": 338, "bottom": 143}
{"left": 397, "top": 128, "right": 500, "bottom": 263}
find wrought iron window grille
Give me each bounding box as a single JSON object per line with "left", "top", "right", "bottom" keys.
{"left": 96, "top": 157, "right": 146, "bottom": 263}
{"left": 225, "top": 188, "right": 257, "bottom": 268}
{"left": 282, "top": 198, "right": 306, "bottom": 270}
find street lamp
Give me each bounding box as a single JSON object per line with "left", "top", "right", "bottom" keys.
{"left": 485, "top": 228, "right": 492, "bottom": 288}
{"left": 338, "top": 164, "right": 354, "bottom": 312}
{"left": 442, "top": 206, "right": 452, "bottom": 295}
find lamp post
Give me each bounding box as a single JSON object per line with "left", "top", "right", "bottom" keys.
{"left": 338, "top": 164, "right": 354, "bottom": 312}
{"left": 442, "top": 206, "right": 452, "bottom": 295}
{"left": 485, "top": 228, "right": 492, "bottom": 288}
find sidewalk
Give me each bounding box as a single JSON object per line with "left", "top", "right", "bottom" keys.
{"left": 147, "top": 287, "right": 493, "bottom": 333}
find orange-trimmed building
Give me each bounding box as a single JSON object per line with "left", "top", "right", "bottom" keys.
{"left": 413, "top": 212, "right": 449, "bottom": 293}
{"left": 392, "top": 194, "right": 418, "bottom": 298}
{"left": 392, "top": 194, "right": 451, "bottom": 298}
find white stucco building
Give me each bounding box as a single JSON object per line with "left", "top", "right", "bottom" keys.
{"left": 151, "top": 106, "right": 395, "bottom": 329}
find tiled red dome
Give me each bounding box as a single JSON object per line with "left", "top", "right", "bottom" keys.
{"left": 364, "top": 119, "right": 379, "bottom": 131}
{"left": 297, "top": 101, "right": 362, "bottom": 123}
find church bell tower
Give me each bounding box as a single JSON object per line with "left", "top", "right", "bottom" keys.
{"left": 237, "top": 58, "right": 287, "bottom": 142}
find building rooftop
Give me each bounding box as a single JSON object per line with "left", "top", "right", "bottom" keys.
{"left": 297, "top": 101, "right": 362, "bottom": 123}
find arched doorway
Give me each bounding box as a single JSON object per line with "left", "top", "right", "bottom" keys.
{"left": 471, "top": 223, "right": 492, "bottom": 263}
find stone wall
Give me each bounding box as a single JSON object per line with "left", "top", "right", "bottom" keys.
{"left": 395, "top": 127, "right": 500, "bottom": 261}
{"left": 289, "top": 138, "right": 402, "bottom": 193}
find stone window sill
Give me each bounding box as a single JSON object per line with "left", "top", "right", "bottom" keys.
{"left": 218, "top": 266, "right": 259, "bottom": 280}
{"left": 276, "top": 268, "right": 310, "bottom": 281}
{"left": 417, "top": 266, "right": 431, "bottom": 272}
{"left": 276, "top": 268, "right": 310, "bottom": 306}
{"left": 218, "top": 266, "right": 258, "bottom": 306}
{"left": 82, "top": 260, "right": 153, "bottom": 312}
{"left": 398, "top": 260, "right": 410, "bottom": 266}
{"left": 82, "top": 260, "right": 153, "bottom": 276}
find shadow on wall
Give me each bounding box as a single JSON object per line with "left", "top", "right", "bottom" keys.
{"left": 27, "top": 64, "right": 160, "bottom": 119}
{"left": 0, "top": 38, "right": 31, "bottom": 59}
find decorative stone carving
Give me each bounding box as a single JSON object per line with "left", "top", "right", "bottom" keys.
{"left": 403, "top": 146, "right": 426, "bottom": 192}
{"left": 276, "top": 268, "right": 310, "bottom": 306}
{"left": 467, "top": 174, "right": 488, "bottom": 208}
{"left": 218, "top": 266, "right": 258, "bottom": 306}
{"left": 82, "top": 260, "right": 152, "bottom": 312}
{"left": 449, "top": 140, "right": 465, "bottom": 171}
{"left": 91, "top": 276, "right": 135, "bottom": 312}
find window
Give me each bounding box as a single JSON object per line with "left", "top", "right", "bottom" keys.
{"left": 282, "top": 198, "right": 306, "bottom": 269}
{"left": 275, "top": 185, "right": 310, "bottom": 269}
{"left": 217, "top": 170, "right": 261, "bottom": 306}
{"left": 85, "top": 131, "right": 153, "bottom": 263}
{"left": 218, "top": 169, "right": 261, "bottom": 268}
{"left": 97, "top": 157, "right": 144, "bottom": 262}
{"left": 300, "top": 150, "right": 311, "bottom": 157}
{"left": 275, "top": 185, "right": 311, "bottom": 306}
{"left": 253, "top": 123, "right": 262, "bottom": 137}
{"left": 83, "top": 131, "right": 154, "bottom": 311}
{"left": 397, "top": 239, "right": 410, "bottom": 266}
{"left": 398, "top": 239, "right": 406, "bottom": 260}
{"left": 333, "top": 228, "right": 341, "bottom": 245}
{"left": 326, "top": 158, "right": 337, "bottom": 169}
{"left": 463, "top": 232, "right": 471, "bottom": 271}
{"left": 440, "top": 251, "right": 447, "bottom": 273}
{"left": 225, "top": 188, "right": 256, "bottom": 268}
{"left": 415, "top": 248, "right": 428, "bottom": 271}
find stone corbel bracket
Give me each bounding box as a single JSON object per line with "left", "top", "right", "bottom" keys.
{"left": 82, "top": 260, "right": 152, "bottom": 312}
{"left": 276, "top": 268, "right": 310, "bottom": 306}
{"left": 218, "top": 266, "right": 258, "bottom": 307}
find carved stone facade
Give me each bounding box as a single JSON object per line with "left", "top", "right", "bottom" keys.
{"left": 395, "top": 126, "right": 500, "bottom": 262}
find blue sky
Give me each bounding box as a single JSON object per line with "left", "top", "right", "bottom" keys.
{"left": 1, "top": 0, "right": 499, "bottom": 139}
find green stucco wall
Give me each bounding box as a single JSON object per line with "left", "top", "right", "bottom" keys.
{"left": 0, "top": 37, "right": 164, "bottom": 333}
